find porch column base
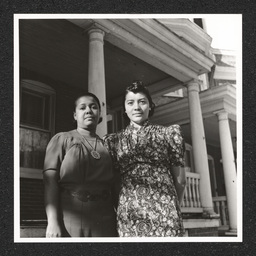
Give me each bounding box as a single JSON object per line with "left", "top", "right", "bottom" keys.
{"left": 225, "top": 229, "right": 237, "bottom": 236}
{"left": 202, "top": 208, "right": 219, "bottom": 218}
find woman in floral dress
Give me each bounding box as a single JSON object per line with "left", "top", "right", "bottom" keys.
{"left": 104, "top": 81, "right": 186, "bottom": 237}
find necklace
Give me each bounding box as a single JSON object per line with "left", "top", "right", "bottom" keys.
{"left": 84, "top": 136, "right": 101, "bottom": 159}
{"left": 77, "top": 131, "right": 101, "bottom": 160}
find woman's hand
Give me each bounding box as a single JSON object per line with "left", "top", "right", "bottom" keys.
{"left": 170, "top": 166, "right": 187, "bottom": 204}
{"left": 46, "top": 222, "right": 62, "bottom": 238}
{"left": 43, "top": 169, "right": 62, "bottom": 237}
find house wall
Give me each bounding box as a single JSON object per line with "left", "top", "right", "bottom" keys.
{"left": 20, "top": 178, "right": 46, "bottom": 221}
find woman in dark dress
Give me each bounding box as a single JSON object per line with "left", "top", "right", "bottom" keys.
{"left": 104, "top": 81, "right": 186, "bottom": 237}
{"left": 43, "top": 92, "right": 118, "bottom": 237}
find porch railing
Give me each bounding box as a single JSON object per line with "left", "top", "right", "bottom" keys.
{"left": 181, "top": 171, "right": 203, "bottom": 213}
{"left": 180, "top": 172, "right": 229, "bottom": 229}
{"left": 212, "top": 196, "right": 229, "bottom": 227}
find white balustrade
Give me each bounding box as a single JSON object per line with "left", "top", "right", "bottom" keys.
{"left": 212, "top": 196, "right": 229, "bottom": 227}
{"left": 181, "top": 172, "right": 203, "bottom": 213}
{"left": 180, "top": 172, "right": 228, "bottom": 227}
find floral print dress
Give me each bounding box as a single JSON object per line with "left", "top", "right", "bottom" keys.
{"left": 103, "top": 121, "right": 185, "bottom": 237}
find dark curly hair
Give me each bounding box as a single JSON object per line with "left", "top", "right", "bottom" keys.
{"left": 122, "top": 81, "right": 155, "bottom": 120}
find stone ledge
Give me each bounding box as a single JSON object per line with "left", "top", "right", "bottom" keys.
{"left": 183, "top": 218, "right": 220, "bottom": 229}
{"left": 20, "top": 226, "right": 46, "bottom": 238}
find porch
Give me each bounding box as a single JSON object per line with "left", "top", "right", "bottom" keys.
{"left": 181, "top": 171, "right": 230, "bottom": 236}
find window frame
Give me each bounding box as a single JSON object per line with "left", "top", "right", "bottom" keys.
{"left": 107, "top": 106, "right": 128, "bottom": 133}
{"left": 184, "top": 143, "right": 195, "bottom": 173}
{"left": 20, "top": 80, "right": 56, "bottom": 179}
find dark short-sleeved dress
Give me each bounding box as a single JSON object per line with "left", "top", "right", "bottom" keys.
{"left": 43, "top": 129, "right": 117, "bottom": 237}
{"left": 104, "top": 121, "right": 185, "bottom": 237}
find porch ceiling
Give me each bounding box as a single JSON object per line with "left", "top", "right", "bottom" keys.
{"left": 19, "top": 19, "right": 176, "bottom": 103}
{"left": 19, "top": 18, "right": 214, "bottom": 104}
{"left": 69, "top": 19, "right": 214, "bottom": 82}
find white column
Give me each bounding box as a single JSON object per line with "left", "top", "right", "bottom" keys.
{"left": 216, "top": 110, "right": 237, "bottom": 233}
{"left": 186, "top": 79, "right": 216, "bottom": 216}
{"left": 87, "top": 27, "right": 107, "bottom": 137}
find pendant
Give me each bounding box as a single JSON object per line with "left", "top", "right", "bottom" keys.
{"left": 91, "top": 150, "right": 101, "bottom": 159}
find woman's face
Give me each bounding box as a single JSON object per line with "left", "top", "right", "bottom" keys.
{"left": 74, "top": 96, "right": 101, "bottom": 130}
{"left": 125, "top": 91, "right": 150, "bottom": 125}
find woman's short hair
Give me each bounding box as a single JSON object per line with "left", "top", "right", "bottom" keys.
{"left": 73, "top": 92, "right": 102, "bottom": 123}
{"left": 123, "top": 81, "right": 155, "bottom": 119}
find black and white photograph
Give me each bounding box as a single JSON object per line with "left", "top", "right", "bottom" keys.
{"left": 14, "top": 14, "right": 242, "bottom": 242}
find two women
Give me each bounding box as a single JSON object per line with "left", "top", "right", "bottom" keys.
{"left": 104, "top": 81, "right": 186, "bottom": 237}
{"left": 43, "top": 93, "right": 117, "bottom": 237}
{"left": 44, "top": 81, "right": 186, "bottom": 238}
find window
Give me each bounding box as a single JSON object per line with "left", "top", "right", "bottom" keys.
{"left": 194, "top": 18, "right": 203, "bottom": 29}
{"left": 107, "top": 107, "right": 129, "bottom": 133}
{"left": 21, "top": 89, "right": 50, "bottom": 129}
{"left": 208, "top": 155, "right": 218, "bottom": 197}
{"left": 20, "top": 80, "right": 55, "bottom": 178}
{"left": 184, "top": 143, "right": 194, "bottom": 172}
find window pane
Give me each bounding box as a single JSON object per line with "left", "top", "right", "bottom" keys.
{"left": 43, "top": 96, "right": 50, "bottom": 129}
{"left": 116, "top": 110, "right": 123, "bottom": 131}
{"left": 194, "top": 18, "right": 203, "bottom": 29}
{"left": 107, "top": 120, "right": 113, "bottom": 134}
{"left": 185, "top": 150, "right": 191, "bottom": 168}
{"left": 21, "top": 90, "right": 50, "bottom": 129}
{"left": 20, "top": 128, "right": 50, "bottom": 169}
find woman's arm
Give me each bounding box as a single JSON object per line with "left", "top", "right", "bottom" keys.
{"left": 111, "top": 169, "right": 121, "bottom": 211}
{"left": 170, "top": 166, "right": 186, "bottom": 204}
{"left": 43, "top": 169, "right": 62, "bottom": 237}
{"left": 165, "top": 125, "right": 186, "bottom": 204}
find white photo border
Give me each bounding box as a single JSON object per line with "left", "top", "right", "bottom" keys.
{"left": 14, "top": 13, "right": 243, "bottom": 243}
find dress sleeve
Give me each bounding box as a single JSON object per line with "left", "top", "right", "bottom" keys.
{"left": 165, "top": 125, "right": 185, "bottom": 167}
{"left": 43, "top": 132, "right": 66, "bottom": 172}
{"left": 103, "top": 133, "right": 120, "bottom": 170}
